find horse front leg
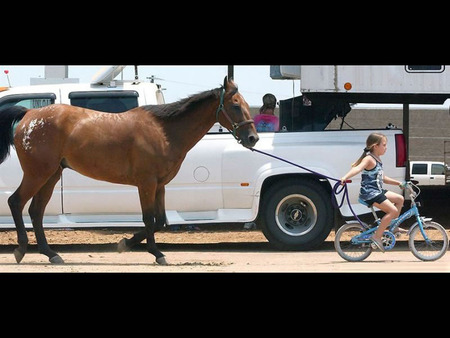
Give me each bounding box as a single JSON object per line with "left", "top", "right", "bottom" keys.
{"left": 138, "top": 184, "right": 167, "bottom": 265}
{"left": 117, "top": 186, "right": 167, "bottom": 253}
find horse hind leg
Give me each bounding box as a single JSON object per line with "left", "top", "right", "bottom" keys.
{"left": 8, "top": 168, "right": 63, "bottom": 264}
{"left": 28, "top": 167, "right": 64, "bottom": 264}
{"left": 8, "top": 175, "right": 47, "bottom": 263}
{"left": 8, "top": 190, "right": 30, "bottom": 263}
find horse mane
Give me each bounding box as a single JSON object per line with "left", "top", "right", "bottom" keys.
{"left": 140, "top": 87, "right": 221, "bottom": 119}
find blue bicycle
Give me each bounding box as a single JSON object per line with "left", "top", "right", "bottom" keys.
{"left": 335, "top": 181, "right": 448, "bottom": 262}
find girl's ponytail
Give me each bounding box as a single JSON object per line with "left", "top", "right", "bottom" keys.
{"left": 352, "top": 149, "right": 368, "bottom": 167}
{"left": 351, "top": 133, "right": 386, "bottom": 168}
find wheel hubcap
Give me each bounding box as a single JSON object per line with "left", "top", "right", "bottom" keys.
{"left": 275, "top": 194, "right": 317, "bottom": 236}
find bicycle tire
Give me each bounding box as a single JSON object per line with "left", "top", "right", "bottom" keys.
{"left": 335, "top": 222, "right": 372, "bottom": 262}
{"left": 409, "top": 221, "right": 449, "bottom": 261}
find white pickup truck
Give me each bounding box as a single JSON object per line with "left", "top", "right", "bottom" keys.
{"left": 0, "top": 78, "right": 407, "bottom": 250}
{"left": 410, "top": 161, "right": 449, "bottom": 186}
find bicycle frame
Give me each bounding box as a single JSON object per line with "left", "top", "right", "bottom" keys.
{"left": 351, "top": 183, "right": 432, "bottom": 246}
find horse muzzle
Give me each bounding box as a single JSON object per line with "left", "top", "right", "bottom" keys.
{"left": 239, "top": 128, "right": 259, "bottom": 149}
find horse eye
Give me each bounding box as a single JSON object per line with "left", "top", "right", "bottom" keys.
{"left": 232, "top": 104, "right": 242, "bottom": 114}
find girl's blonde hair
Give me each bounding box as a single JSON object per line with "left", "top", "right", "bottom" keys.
{"left": 352, "top": 132, "right": 387, "bottom": 167}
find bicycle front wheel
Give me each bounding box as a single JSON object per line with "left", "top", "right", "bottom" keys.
{"left": 409, "top": 221, "right": 449, "bottom": 261}
{"left": 335, "top": 223, "right": 372, "bottom": 262}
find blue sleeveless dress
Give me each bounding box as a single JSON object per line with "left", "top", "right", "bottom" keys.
{"left": 359, "top": 154, "right": 384, "bottom": 203}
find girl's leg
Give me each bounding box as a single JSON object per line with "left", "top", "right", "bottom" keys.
{"left": 385, "top": 191, "right": 404, "bottom": 218}
{"left": 372, "top": 199, "right": 398, "bottom": 240}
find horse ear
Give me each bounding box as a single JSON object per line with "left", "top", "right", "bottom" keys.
{"left": 223, "top": 76, "right": 236, "bottom": 92}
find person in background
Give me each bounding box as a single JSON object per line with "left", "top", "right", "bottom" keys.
{"left": 254, "top": 93, "right": 279, "bottom": 132}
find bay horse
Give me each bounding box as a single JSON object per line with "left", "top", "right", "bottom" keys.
{"left": 0, "top": 76, "right": 259, "bottom": 265}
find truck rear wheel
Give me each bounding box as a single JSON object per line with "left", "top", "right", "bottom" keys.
{"left": 260, "top": 178, "right": 333, "bottom": 250}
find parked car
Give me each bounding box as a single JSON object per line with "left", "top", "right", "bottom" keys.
{"left": 410, "top": 161, "right": 448, "bottom": 186}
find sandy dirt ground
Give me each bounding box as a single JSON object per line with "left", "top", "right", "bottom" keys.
{"left": 0, "top": 227, "right": 449, "bottom": 272}
{"left": 0, "top": 186, "right": 448, "bottom": 273}
{"left": 0, "top": 227, "right": 267, "bottom": 246}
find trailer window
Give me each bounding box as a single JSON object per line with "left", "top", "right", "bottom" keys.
{"left": 406, "top": 65, "right": 444, "bottom": 73}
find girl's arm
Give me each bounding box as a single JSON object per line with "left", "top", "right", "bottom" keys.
{"left": 341, "top": 156, "right": 373, "bottom": 183}
{"left": 383, "top": 175, "right": 402, "bottom": 187}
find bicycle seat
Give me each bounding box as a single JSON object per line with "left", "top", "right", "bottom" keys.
{"left": 358, "top": 198, "right": 371, "bottom": 208}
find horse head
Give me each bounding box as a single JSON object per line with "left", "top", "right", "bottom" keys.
{"left": 216, "top": 76, "right": 259, "bottom": 148}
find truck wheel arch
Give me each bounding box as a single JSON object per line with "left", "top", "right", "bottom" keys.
{"left": 258, "top": 175, "right": 334, "bottom": 250}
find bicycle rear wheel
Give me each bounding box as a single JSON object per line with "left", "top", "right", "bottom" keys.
{"left": 335, "top": 222, "right": 372, "bottom": 262}
{"left": 409, "top": 221, "right": 449, "bottom": 261}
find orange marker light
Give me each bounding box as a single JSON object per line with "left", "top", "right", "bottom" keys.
{"left": 241, "top": 183, "right": 250, "bottom": 187}
{"left": 344, "top": 82, "right": 352, "bottom": 91}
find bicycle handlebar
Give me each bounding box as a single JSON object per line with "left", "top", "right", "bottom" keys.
{"left": 405, "top": 181, "right": 420, "bottom": 201}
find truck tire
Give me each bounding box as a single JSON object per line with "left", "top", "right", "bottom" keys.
{"left": 260, "top": 178, "right": 334, "bottom": 251}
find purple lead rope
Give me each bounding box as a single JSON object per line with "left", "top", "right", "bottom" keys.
{"left": 250, "top": 148, "right": 366, "bottom": 228}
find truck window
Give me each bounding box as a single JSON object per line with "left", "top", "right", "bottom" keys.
{"left": 431, "top": 163, "right": 445, "bottom": 175}
{"left": 69, "top": 91, "right": 139, "bottom": 113}
{"left": 412, "top": 163, "right": 427, "bottom": 175}
{"left": 0, "top": 93, "right": 56, "bottom": 110}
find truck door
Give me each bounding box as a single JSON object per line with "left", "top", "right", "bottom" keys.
{"left": 165, "top": 127, "right": 226, "bottom": 220}
{"left": 59, "top": 89, "right": 142, "bottom": 222}
{"left": 430, "top": 163, "right": 446, "bottom": 185}
{"left": 410, "top": 162, "right": 429, "bottom": 185}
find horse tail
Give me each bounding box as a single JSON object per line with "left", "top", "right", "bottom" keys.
{"left": 0, "top": 105, "right": 28, "bottom": 164}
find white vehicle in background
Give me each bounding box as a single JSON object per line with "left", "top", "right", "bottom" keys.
{"left": 410, "top": 161, "right": 449, "bottom": 186}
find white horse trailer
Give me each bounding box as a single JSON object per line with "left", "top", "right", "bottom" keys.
{"left": 270, "top": 65, "right": 450, "bottom": 180}
{"left": 271, "top": 65, "right": 450, "bottom": 103}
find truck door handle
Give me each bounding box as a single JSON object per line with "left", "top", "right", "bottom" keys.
{"left": 430, "top": 177, "right": 434, "bottom": 179}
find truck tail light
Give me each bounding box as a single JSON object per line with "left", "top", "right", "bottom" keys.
{"left": 395, "top": 133, "right": 406, "bottom": 167}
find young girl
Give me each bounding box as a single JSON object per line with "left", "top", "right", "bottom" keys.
{"left": 341, "top": 132, "right": 406, "bottom": 252}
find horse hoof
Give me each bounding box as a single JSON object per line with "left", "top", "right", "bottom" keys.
{"left": 156, "top": 256, "right": 168, "bottom": 265}
{"left": 117, "top": 238, "right": 130, "bottom": 253}
{"left": 49, "top": 255, "right": 64, "bottom": 264}
{"left": 13, "top": 248, "right": 25, "bottom": 264}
